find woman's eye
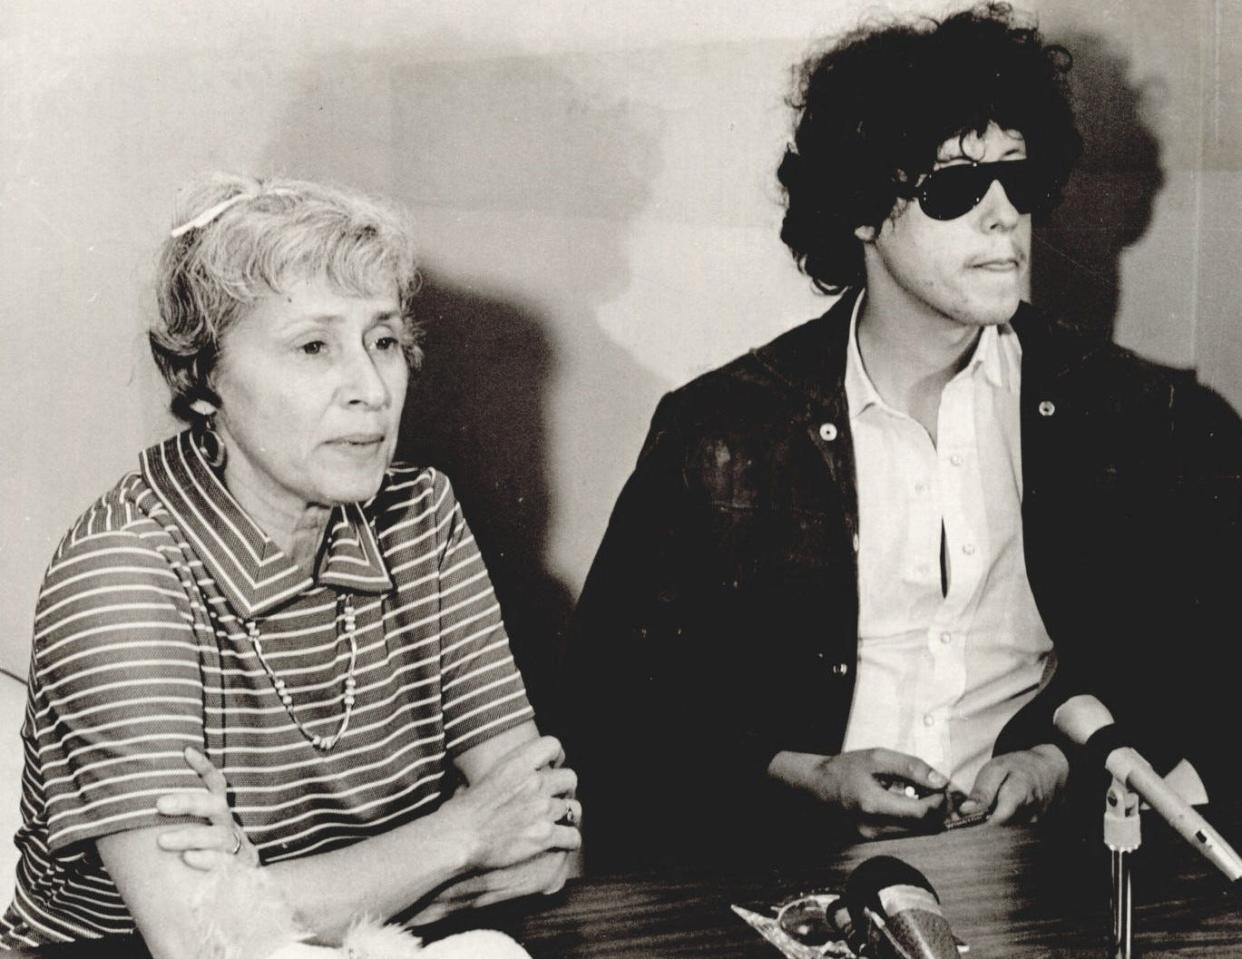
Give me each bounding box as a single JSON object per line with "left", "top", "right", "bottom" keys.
{"left": 299, "top": 340, "right": 327, "bottom": 356}
{"left": 371, "top": 335, "right": 400, "bottom": 352}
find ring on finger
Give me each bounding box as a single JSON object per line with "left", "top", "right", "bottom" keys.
{"left": 560, "top": 801, "right": 579, "bottom": 827}
{"left": 228, "top": 829, "right": 243, "bottom": 856}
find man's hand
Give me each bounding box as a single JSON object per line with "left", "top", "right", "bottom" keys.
{"left": 958, "top": 744, "right": 1068, "bottom": 824}
{"left": 769, "top": 748, "right": 949, "bottom": 839}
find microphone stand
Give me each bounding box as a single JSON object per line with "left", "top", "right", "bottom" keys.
{"left": 1104, "top": 776, "right": 1141, "bottom": 959}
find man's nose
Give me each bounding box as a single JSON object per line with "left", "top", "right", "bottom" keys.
{"left": 979, "top": 177, "right": 1021, "bottom": 230}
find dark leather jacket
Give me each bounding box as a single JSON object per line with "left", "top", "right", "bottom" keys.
{"left": 565, "top": 291, "right": 1242, "bottom": 866}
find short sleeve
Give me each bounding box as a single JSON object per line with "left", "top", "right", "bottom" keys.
{"left": 430, "top": 474, "right": 534, "bottom": 756}
{"left": 30, "top": 527, "right": 207, "bottom": 852}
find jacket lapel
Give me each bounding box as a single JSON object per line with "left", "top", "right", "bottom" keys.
{"left": 749, "top": 290, "right": 861, "bottom": 545}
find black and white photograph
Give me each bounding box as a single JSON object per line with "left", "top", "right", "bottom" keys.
{"left": 1, "top": 1, "right": 1240, "bottom": 956}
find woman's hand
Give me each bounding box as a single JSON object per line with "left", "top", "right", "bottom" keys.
{"left": 438, "top": 735, "right": 582, "bottom": 871}
{"left": 155, "top": 746, "right": 259, "bottom": 870}
{"left": 406, "top": 851, "right": 572, "bottom": 926}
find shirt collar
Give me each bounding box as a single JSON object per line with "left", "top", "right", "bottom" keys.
{"left": 140, "top": 430, "right": 393, "bottom": 619}
{"left": 967, "top": 321, "right": 1022, "bottom": 395}
{"left": 844, "top": 291, "right": 1021, "bottom": 420}
{"left": 844, "top": 290, "right": 883, "bottom": 419}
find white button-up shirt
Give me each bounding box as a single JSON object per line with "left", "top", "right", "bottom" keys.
{"left": 840, "top": 293, "right": 1055, "bottom": 792}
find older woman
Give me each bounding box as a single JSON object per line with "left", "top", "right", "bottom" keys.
{"left": 0, "top": 175, "right": 580, "bottom": 956}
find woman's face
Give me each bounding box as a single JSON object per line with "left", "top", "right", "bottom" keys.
{"left": 204, "top": 274, "right": 409, "bottom": 521}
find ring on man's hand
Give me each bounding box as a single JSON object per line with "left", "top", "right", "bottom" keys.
{"left": 561, "top": 802, "right": 578, "bottom": 827}
{"left": 228, "top": 830, "right": 243, "bottom": 856}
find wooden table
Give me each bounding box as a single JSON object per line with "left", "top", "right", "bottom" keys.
{"left": 14, "top": 809, "right": 1242, "bottom": 958}
{"left": 486, "top": 809, "right": 1242, "bottom": 958}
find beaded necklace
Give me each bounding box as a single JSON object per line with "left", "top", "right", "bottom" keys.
{"left": 244, "top": 593, "right": 359, "bottom": 752}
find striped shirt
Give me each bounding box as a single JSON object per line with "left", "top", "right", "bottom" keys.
{"left": 1, "top": 430, "right": 533, "bottom": 949}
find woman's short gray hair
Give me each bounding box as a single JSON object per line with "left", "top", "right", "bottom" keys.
{"left": 150, "top": 172, "right": 422, "bottom": 422}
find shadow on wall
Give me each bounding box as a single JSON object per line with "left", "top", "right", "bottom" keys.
{"left": 259, "top": 45, "right": 663, "bottom": 726}
{"left": 1032, "top": 31, "right": 1165, "bottom": 340}
{"left": 399, "top": 276, "right": 571, "bottom": 727}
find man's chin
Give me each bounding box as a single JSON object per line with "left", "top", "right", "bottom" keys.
{"left": 958, "top": 296, "right": 1021, "bottom": 327}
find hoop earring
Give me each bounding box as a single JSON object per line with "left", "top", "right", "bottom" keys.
{"left": 198, "top": 417, "right": 227, "bottom": 471}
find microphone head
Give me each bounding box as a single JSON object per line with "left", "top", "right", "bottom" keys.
{"left": 844, "top": 855, "right": 938, "bottom": 919}
{"left": 844, "top": 857, "right": 960, "bottom": 959}
{"left": 1053, "top": 694, "right": 1116, "bottom": 745}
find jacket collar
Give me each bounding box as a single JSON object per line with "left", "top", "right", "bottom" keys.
{"left": 1009, "top": 301, "right": 1107, "bottom": 383}
{"left": 749, "top": 288, "right": 860, "bottom": 414}
{"left": 751, "top": 288, "right": 1099, "bottom": 407}
{"left": 140, "top": 430, "right": 393, "bottom": 619}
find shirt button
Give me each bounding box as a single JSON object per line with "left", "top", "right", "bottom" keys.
{"left": 819, "top": 422, "right": 838, "bottom": 442}
{"left": 962, "top": 543, "right": 976, "bottom": 556}
{"left": 1038, "top": 400, "right": 1056, "bottom": 417}
{"left": 852, "top": 533, "right": 860, "bottom": 553}
{"left": 923, "top": 714, "right": 935, "bottom": 727}
{"left": 940, "top": 631, "right": 953, "bottom": 645}
{"left": 832, "top": 663, "right": 850, "bottom": 676}
{"left": 949, "top": 453, "right": 963, "bottom": 467}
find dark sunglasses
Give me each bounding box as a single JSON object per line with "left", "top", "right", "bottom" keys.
{"left": 915, "top": 159, "right": 1051, "bottom": 221}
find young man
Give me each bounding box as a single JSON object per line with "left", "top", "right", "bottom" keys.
{"left": 565, "top": 3, "right": 1242, "bottom": 866}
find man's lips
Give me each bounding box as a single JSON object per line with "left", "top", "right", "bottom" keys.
{"left": 972, "top": 254, "right": 1024, "bottom": 271}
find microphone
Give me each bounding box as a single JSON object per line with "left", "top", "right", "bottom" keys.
{"left": 843, "top": 855, "right": 961, "bottom": 958}
{"left": 1053, "top": 694, "right": 1242, "bottom": 881}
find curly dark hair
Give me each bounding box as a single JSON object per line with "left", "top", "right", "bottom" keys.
{"left": 777, "top": 2, "right": 1082, "bottom": 294}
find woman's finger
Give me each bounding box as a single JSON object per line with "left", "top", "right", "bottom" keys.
{"left": 183, "top": 746, "right": 230, "bottom": 796}
{"left": 156, "top": 791, "right": 230, "bottom": 821}
{"left": 557, "top": 798, "right": 582, "bottom": 827}
{"left": 156, "top": 825, "right": 234, "bottom": 852}
{"left": 539, "top": 767, "right": 578, "bottom": 797}
{"left": 548, "top": 824, "right": 583, "bottom": 852}
{"left": 499, "top": 735, "right": 564, "bottom": 774}
{"left": 538, "top": 854, "right": 571, "bottom": 897}
{"left": 181, "top": 848, "right": 246, "bottom": 872}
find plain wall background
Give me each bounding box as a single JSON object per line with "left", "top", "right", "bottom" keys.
{"left": 2, "top": 1, "right": 1239, "bottom": 715}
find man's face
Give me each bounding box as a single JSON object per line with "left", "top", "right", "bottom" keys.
{"left": 859, "top": 122, "right": 1031, "bottom": 329}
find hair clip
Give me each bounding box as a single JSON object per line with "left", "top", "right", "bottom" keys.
{"left": 169, "top": 193, "right": 253, "bottom": 239}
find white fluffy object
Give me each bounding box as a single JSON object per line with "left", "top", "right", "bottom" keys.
{"left": 265, "top": 927, "right": 531, "bottom": 959}
{"left": 192, "top": 860, "right": 531, "bottom": 959}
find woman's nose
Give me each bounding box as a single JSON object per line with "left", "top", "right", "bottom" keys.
{"left": 339, "top": 346, "right": 390, "bottom": 408}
